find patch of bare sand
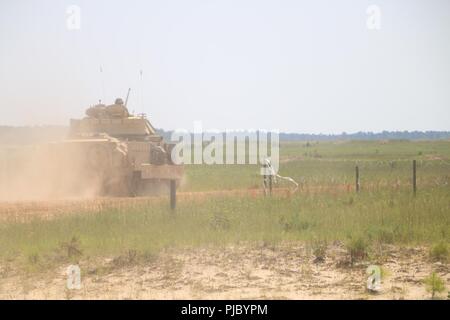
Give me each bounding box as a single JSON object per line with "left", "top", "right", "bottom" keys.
{"left": 0, "top": 244, "right": 448, "bottom": 300}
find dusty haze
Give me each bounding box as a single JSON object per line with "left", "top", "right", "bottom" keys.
{"left": 0, "top": 142, "right": 106, "bottom": 201}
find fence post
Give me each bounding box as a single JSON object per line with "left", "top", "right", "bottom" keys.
{"left": 355, "top": 165, "right": 360, "bottom": 193}
{"left": 269, "top": 174, "right": 273, "bottom": 196}
{"left": 412, "top": 160, "right": 417, "bottom": 196}
{"left": 170, "top": 180, "right": 176, "bottom": 210}
{"left": 262, "top": 162, "right": 273, "bottom": 197}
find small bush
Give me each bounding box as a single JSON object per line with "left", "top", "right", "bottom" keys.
{"left": 346, "top": 236, "right": 368, "bottom": 265}
{"left": 310, "top": 239, "right": 327, "bottom": 263}
{"left": 423, "top": 272, "right": 446, "bottom": 299}
{"left": 380, "top": 266, "right": 390, "bottom": 279}
{"left": 429, "top": 242, "right": 448, "bottom": 262}
{"left": 60, "top": 236, "right": 82, "bottom": 259}
{"left": 111, "top": 249, "right": 138, "bottom": 268}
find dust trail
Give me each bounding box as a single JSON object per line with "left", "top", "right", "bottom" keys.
{"left": 0, "top": 143, "right": 105, "bottom": 201}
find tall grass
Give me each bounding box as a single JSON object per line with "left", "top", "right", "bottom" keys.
{"left": 0, "top": 188, "right": 448, "bottom": 264}
{"left": 0, "top": 139, "right": 448, "bottom": 270}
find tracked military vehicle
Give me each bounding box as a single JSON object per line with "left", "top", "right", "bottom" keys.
{"left": 0, "top": 92, "right": 183, "bottom": 200}
{"left": 68, "top": 93, "right": 183, "bottom": 196}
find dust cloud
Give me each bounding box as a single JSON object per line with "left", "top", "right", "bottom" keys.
{"left": 0, "top": 143, "right": 107, "bottom": 201}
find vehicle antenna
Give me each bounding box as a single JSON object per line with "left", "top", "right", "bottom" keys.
{"left": 125, "top": 88, "right": 131, "bottom": 107}
{"left": 140, "top": 69, "right": 144, "bottom": 115}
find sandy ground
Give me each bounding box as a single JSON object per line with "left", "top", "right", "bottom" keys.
{"left": 0, "top": 244, "right": 448, "bottom": 300}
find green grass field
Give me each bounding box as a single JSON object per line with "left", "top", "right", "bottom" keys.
{"left": 181, "top": 140, "right": 450, "bottom": 191}
{"left": 0, "top": 140, "right": 449, "bottom": 270}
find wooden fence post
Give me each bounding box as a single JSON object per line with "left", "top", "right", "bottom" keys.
{"left": 269, "top": 174, "right": 273, "bottom": 196}
{"left": 262, "top": 162, "right": 273, "bottom": 197}
{"left": 355, "top": 165, "right": 360, "bottom": 193}
{"left": 170, "top": 180, "right": 176, "bottom": 210}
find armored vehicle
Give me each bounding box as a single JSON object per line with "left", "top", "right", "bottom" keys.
{"left": 0, "top": 93, "right": 183, "bottom": 200}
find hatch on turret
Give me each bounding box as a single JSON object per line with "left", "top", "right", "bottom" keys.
{"left": 69, "top": 97, "right": 160, "bottom": 141}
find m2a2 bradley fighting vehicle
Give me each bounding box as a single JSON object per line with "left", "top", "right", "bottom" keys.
{"left": 0, "top": 90, "right": 184, "bottom": 202}
{"left": 66, "top": 91, "right": 184, "bottom": 198}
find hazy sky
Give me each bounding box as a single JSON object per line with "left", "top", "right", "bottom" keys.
{"left": 1, "top": 0, "right": 449, "bottom": 133}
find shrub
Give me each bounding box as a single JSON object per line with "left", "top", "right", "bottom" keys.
{"left": 60, "top": 236, "right": 82, "bottom": 259}
{"left": 310, "top": 239, "right": 328, "bottom": 263}
{"left": 346, "top": 236, "right": 368, "bottom": 265}
{"left": 429, "top": 242, "right": 448, "bottom": 263}
{"left": 423, "top": 272, "right": 446, "bottom": 299}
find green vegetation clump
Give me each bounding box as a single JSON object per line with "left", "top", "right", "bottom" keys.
{"left": 429, "top": 242, "right": 449, "bottom": 262}
{"left": 423, "top": 272, "right": 446, "bottom": 299}
{"left": 310, "top": 238, "right": 328, "bottom": 263}
{"left": 346, "top": 236, "right": 369, "bottom": 265}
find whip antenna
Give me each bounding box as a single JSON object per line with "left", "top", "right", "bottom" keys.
{"left": 125, "top": 88, "right": 131, "bottom": 107}
{"left": 140, "top": 69, "right": 144, "bottom": 115}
